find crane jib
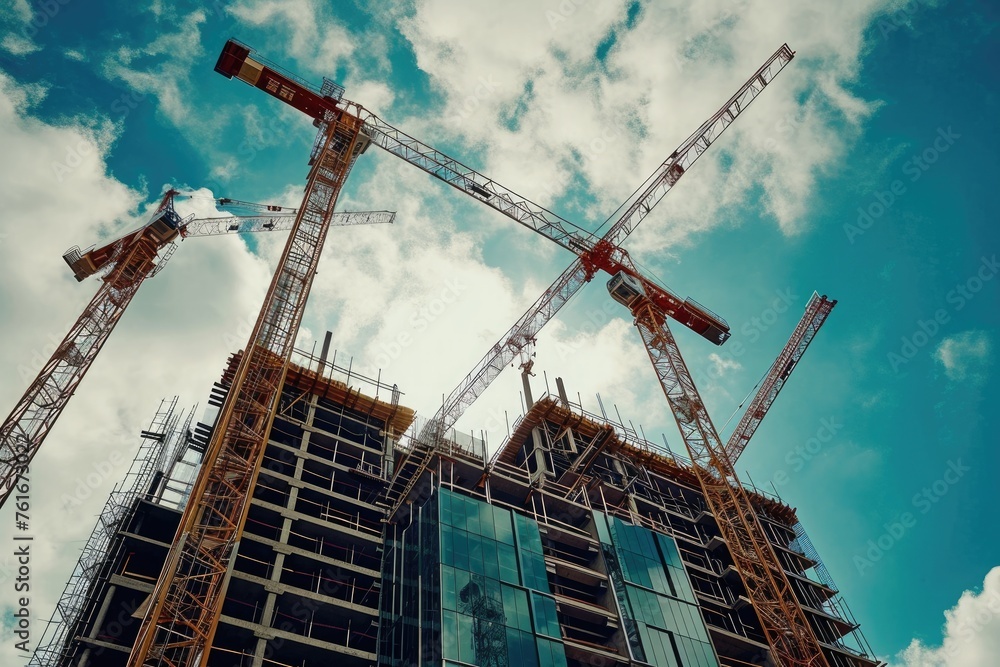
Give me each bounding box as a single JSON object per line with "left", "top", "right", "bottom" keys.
{"left": 215, "top": 39, "right": 339, "bottom": 122}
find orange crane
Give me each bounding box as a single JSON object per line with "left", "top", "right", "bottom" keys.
{"left": 127, "top": 60, "right": 375, "bottom": 665}
{"left": 123, "top": 40, "right": 791, "bottom": 666}
{"left": 416, "top": 44, "right": 796, "bottom": 445}
{"left": 725, "top": 292, "right": 836, "bottom": 463}
{"left": 609, "top": 275, "right": 831, "bottom": 666}
{"left": 0, "top": 192, "right": 391, "bottom": 509}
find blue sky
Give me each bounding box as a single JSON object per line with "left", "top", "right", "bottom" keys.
{"left": 0, "top": 0, "right": 997, "bottom": 664}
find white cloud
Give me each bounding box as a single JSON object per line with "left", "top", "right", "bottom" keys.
{"left": 892, "top": 567, "right": 1000, "bottom": 667}
{"left": 1, "top": 32, "right": 40, "bottom": 56}
{"left": 101, "top": 9, "right": 207, "bottom": 126}
{"left": 398, "top": 0, "right": 887, "bottom": 244}
{"left": 63, "top": 47, "right": 86, "bottom": 62}
{"left": 934, "top": 330, "right": 992, "bottom": 383}
{"left": 227, "top": 0, "right": 356, "bottom": 76}
{"left": 708, "top": 351, "right": 742, "bottom": 377}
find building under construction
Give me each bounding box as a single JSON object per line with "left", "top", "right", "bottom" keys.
{"left": 32, "top": 338, "right": 881, "bottom": 667}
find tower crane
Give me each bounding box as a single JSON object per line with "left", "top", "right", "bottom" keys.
{"left": 0, "top": 192, "right": 391, "bottom": 509}
{"left": 122, "top": 39, "right": 791, "bottom": 666}
{"left": 415, "top": 44, "right": 795, "bottom": 445}
{"left": 608, "top": 276, "right": 831, "bottom": 666}
{"left": 725, "top": 292, "right": 836, "bottom": 463}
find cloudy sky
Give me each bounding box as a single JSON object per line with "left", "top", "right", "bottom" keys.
{"left": 0, "top": 0, "right": 997, "bottom": 664}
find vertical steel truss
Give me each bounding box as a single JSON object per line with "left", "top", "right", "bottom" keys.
{"left": 127, "top": 112, "right": 365, "bottom": 667}
{"left": 415, "top": 45, "right": 795, "bottom": 444}
{"left": 0, "top": 203, "right": 176, "bottom": 507}
{"left": 725, "top": 293, "right": 836, "bottom": 462}
{"left": 29, "top": 397, "right": 183, "bottom": 667}
{"left": 631, "top": 301, "right": 829, "bottom": 667}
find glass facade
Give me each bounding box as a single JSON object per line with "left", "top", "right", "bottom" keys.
{"left": 381, "top": 488, "right": 717, "bottom": 667}
{"left": 439, "top": 488, "right": 567, "bottom": 667}
{"left": 595, "top": 512, "right": 720, "bottom": 667}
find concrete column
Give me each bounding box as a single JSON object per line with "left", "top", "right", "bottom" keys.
{"left": 77, "top": 583, "right": 117, "bottom": 667}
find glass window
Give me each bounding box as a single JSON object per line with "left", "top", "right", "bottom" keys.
{"left": 531, "top": 592, "right": 560, "bottom": 638}
{"left": 441, "top": 523, "right": 454, "bottom": 566}
{"left": 516, "top": 629, "right": 539, "bottom": 667}
{"left": 442, "top": 565, "right": 457, "bottom": 611}
{"left": 458, "top": 612, "right": 476, "bottom": 664}
{"left": 536, "top": 638, "right": 567, "bottom": 667}
{"left": 479, "top": 500, "right": 495, "bottom": 540}
{"left": 498, "top": 543, "right": 520, "bottom": 585}
{"left": 466, "top": 497, "right": 482, "bottom": 535}
{"left": 440, "top": 487, "right": 453, "bottom": 521}
{"left": 494, "top": 506, "right": 514, "bottom": 545}
{"left": 442, "top": 610, "right": 458, "bottom": 660}
{"left": 453, "top": 528, "right": 470, "bottom": 572}
{"left": 506, "top": 627, "right": 522, "bottom": 666}
{"left": 483, "top": 537, "right": 500, "bottom": 581}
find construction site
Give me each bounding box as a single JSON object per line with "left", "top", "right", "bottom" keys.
{"left": 1, "top": 36, "right": 886, "bottom": 667}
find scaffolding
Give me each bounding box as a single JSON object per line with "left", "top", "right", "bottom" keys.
{"left": 30, "top": 397, "right": 197, "bottom": 667}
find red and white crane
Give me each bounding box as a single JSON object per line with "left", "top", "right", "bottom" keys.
{"left": 0, "top": 193, "right": 391, "bottom": 509}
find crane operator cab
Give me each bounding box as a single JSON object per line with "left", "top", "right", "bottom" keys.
{"left": 146, "top": 207, "right": 183, "bottom": 245}
{"left": 608, "top": 271, "right": 646, "bottom": 310}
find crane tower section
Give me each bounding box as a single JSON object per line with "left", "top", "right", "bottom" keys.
{"left": 127, "top": 98, "right": 369, "bottom": 666}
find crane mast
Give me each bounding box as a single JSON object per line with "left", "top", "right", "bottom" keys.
{"left": 726, "top": 293, "right": 837, "bottom": 463}
{"left": 619, "top": 289, "right": 830, "bottom": 666}
{"left": 127, "top": 103, "right": 368, "bottom": 667}
{"left": 0, "top": 192, "right": 183, "bottom": 508}
{"left": 417, "top": 44, "right": 795, "bottom": 445}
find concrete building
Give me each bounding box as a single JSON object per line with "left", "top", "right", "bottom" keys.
{"left": 33, "top": 346, "right": 882, "bottom": 667}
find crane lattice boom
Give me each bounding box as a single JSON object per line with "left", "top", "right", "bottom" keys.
{"left": 180, "top": 209, "right": 393, "bottom": 237}
{"left": 629, "top": 297, "right": 830, "bottom": 666}
{"left": 726, "top": 293, "right": 836, "bottom": 463}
